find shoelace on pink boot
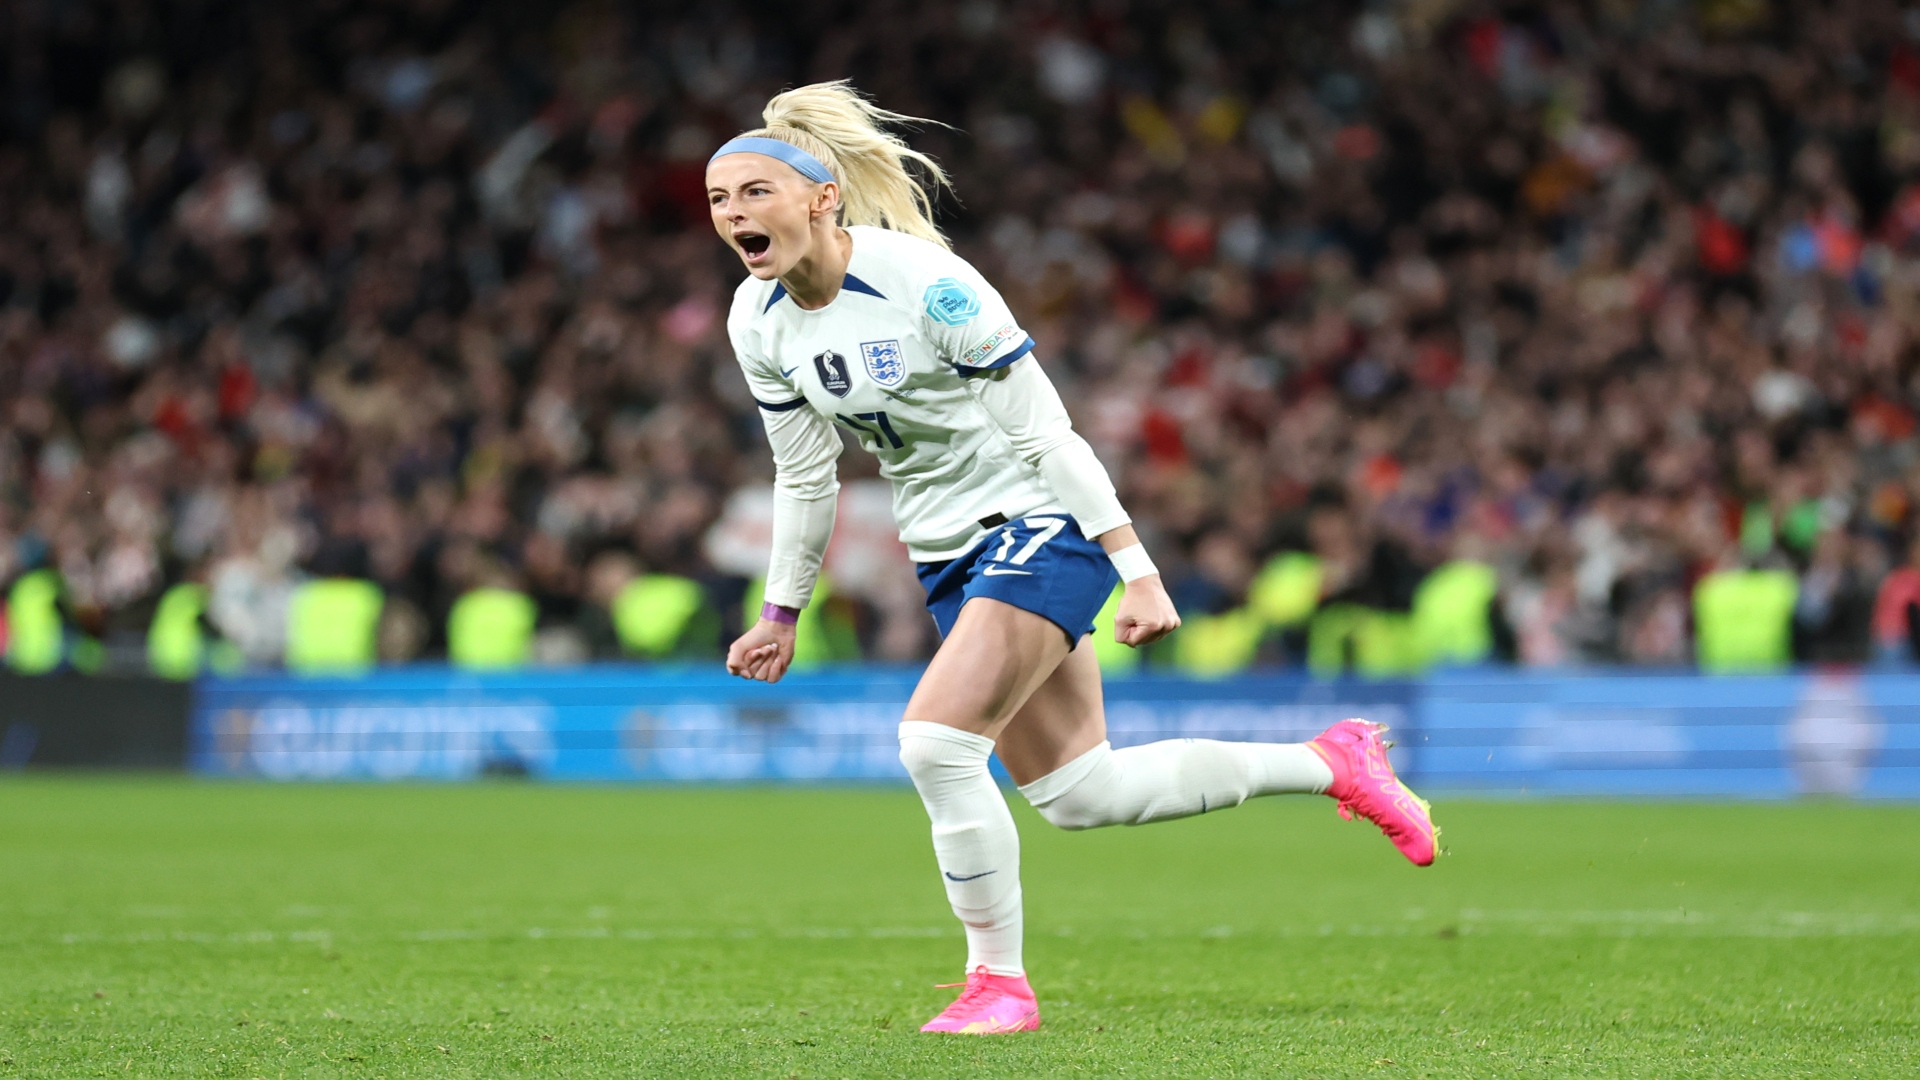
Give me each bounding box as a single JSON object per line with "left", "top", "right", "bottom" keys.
{"left": 920, "top": 966, "right": 1040, "bottom": 1034}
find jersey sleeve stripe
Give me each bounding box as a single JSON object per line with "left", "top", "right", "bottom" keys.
{"left": 952, "top": 335, "right": 1036, "bottom": 378}
{"left": 755, "top": 395, "right": 810, "bottom": 412}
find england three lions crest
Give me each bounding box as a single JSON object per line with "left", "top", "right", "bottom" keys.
{"left": 860, "top": 339, "right": 907, "bottom": 388}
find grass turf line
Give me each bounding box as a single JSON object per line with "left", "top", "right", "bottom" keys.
{"left": 0, "top": 778, "right": 1914, "bottom": 1078}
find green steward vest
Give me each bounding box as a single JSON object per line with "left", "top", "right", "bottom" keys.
{"left": 742, "top": 576, "right": 860, "bottom": 669}
{"left": 1172, "top": 607, "right": 1264, "bottom": 677}
{"left": 1694, "top": 569, "right": 1797, "bottom": 673}
{"left": 1090, "top": 584, "right": 1140, "bottom": 674}
{"left": 1249, "top": 552, "right": 1323, "bottom": 628}
{"left": 6, "top": 569, "right": 64, "bottom": 674}
{"left": 448, "top": 587, "right": 537, "bottom": 669}
{"left": 1308, "top": 603, "right": 1422, "bottom": 678}
{"left": 1414, "top": 560, "right": 1499, "bottom": 667}
{"left": 613, "top": 575, "right": 719, "bottom": 659}
{"left": 149, "top": 582, "right": 209, "bottom": 680}
{"left": 286, "top": 578, "right": 384, "bottom": 674}
{"left": 69, "top": 635, "right": 105, "bottom": 673}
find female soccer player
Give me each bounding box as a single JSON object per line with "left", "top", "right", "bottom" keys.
{"left": 712, "top": 82, "right": 1437, "bottom": 1035}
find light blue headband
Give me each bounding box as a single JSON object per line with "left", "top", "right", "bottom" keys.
{"left": 709, "top": 136, "right": 835, "bottom": 184}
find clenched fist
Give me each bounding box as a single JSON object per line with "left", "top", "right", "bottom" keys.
{"left": 1113, "top": 574, "right": 1181, "bottom": 647}
{"left": 726, "top": 618, "right": 798, "bottom": 682}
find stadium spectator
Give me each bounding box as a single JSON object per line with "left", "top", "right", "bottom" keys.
{"left": 4, "top": 0, "right": 1920, "bottom": 673}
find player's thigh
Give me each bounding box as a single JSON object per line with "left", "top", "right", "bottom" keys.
{"left": 904, "top": 598, "right": 1074, "bottom": 738}
{"left": 993, "top": 637, "right": 1107, "bottom": 786}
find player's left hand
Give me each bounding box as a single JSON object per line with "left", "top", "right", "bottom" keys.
{"left": 727, "top": 618, "right": 798, "bottom": 683}
{"left": 1113, "top": 575, "right": 1181, "bottom": 647}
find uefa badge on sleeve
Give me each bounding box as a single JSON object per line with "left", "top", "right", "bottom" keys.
{"left": 860, "top": 339, "right": 907, "bottom": 388}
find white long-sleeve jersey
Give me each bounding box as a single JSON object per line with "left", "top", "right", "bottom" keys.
{"left": 728, "top": 225, "right": 1129, "bottom": 609}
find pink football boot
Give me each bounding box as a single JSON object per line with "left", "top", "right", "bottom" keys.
{"left": 920, "top": 966, "right": 1041, "bottom": 1034}
{"left": 1308, "top": 719, "right": 1440, "bottom": 866}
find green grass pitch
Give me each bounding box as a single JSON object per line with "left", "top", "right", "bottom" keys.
{"left": 1, "top": 778, "right": 1915, "bottom": 1078}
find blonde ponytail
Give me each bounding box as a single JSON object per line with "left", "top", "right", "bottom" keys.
{"left": 744, "top": 81, "right": 953, "bottom": 250}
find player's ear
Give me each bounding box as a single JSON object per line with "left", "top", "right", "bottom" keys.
{"left": 811, "top": 181, "right": 840, "bottom": 221}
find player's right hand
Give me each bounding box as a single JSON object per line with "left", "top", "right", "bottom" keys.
{"left": 1113, "top": 574, "right": 1181, "bottom": 647}
{"left": 727, "top": 618, "right": 799, "bottom": 682}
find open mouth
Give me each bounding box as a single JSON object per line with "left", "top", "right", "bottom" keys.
{"left": 736, "top": 232, "right": 771, "bottom": 258}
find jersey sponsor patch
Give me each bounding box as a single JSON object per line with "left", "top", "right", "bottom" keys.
{"left": 859, "top": 339, "right": 907, "bottom": 387}
{"left": 813, "top": 350, "right": 852, "bottom": 397}
{"left": 959, "top": 323, "right": 1023, "bottom": 369}
{"left": 922, "top": 277, "right": 982, "bottom": 326}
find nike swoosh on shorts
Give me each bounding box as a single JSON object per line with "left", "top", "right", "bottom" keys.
{"left": 981, "top": 567, "right": 1032, "bottom": 576}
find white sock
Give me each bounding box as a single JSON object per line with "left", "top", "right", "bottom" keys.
{"left": 1017, "top": 739, "right": 1334, "bottom": 830}
{"left": 898, "top": 721, "right": 1024, "bottom": 977}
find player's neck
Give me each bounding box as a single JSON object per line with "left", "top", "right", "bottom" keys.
{"left": 780, "top": 226, "right": 854, "bottom": 310}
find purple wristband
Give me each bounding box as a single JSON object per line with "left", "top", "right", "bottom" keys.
{"left": 761, "top": 601, "right": 800, "bottom": 625}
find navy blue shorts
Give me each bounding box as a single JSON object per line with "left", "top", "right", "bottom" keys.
{"left": 915, "top": 515, "right": 1121, "bottom": 646}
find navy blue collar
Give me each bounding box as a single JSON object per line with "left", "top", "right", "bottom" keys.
{"left": 764, "top": 273, "right": 887, "bottom": 313}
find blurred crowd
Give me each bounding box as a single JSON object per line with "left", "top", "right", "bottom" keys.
{"left": 9, "top": 0, "right": 1920, "bottom": 674}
